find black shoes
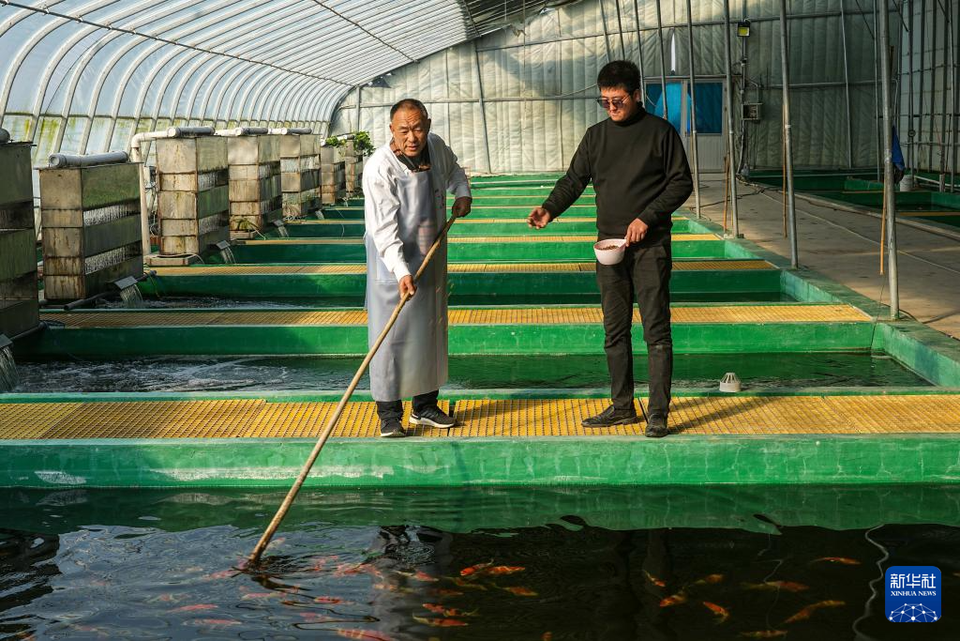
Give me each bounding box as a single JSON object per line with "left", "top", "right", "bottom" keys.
{"left": 409, "top": 405, "right": 456, "bottom": 429}
{"left": 582, "top": 405, "right": 640, "bottom": 428}
{"left": 379, "top": 405, "right": 455, "bottom": 438}
{"left": 645, "top": 414, "right": 670, "bottom": 438}
{"left": 379, "top": 417, "right": 406, "bottom": 438}
{"left": 582, "top": 404, "right": 671, "bottom": 437}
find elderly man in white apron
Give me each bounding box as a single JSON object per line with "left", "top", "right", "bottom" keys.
{"left": 363, "top": 99, "right": 472, "bottom": 438}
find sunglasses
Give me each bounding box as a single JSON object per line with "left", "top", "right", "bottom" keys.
{"left": 596, "top": 96, "right": 631, "bottom": 110}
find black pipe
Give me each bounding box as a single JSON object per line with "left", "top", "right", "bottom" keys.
{"left": 9, "top": 321, "right": 48, "bottom": 342}
{"left": 43, "top": 270, "right": 158, "bottom": 311}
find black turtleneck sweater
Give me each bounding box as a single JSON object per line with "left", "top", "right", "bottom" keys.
{"left": 542, "top": 108, "right": 693, "bottom": 245}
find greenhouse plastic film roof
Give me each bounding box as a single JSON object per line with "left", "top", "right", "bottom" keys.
{"left": 0, "top": 0, "right": 559, "bottom": 157}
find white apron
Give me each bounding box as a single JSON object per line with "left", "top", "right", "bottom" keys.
{"left": 365, "top": 162, "right": 448, "bottom": 402}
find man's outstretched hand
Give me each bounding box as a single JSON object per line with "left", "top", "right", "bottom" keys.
{"left": 399, "top": 275, "right": 417, "bottom": 298}
{"left": 452, "top": 196, "right": 472, "bottom": 218}
{"left": 527, "top": 206, "right": 552, "bottom": 229}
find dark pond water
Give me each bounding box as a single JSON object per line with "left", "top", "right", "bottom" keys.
{"left": 1, "top": 486, "right": 958, "bottom": 640}
{"left": 10, "top": 352, "right": 929, "bottom": 394}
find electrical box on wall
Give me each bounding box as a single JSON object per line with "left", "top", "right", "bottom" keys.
{"left": 742, "top": 103, "right": 762, "bottom": 121}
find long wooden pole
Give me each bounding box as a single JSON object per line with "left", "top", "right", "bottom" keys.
{"left": 249, "top": 214, "right": 459, "bottom": 565}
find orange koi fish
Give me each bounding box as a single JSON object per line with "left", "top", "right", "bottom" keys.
{"left": 812, "top": 557, "right": 860, "bottom": 565}
{"left": 148, "top": 593, "right": 182, "bottom": 604}
{"left": 310, "top": 556, "right": 339, "bottom": 572}
{"left": 542, "top": 633, "right": 553, "bottom": 641}
{"left": 451, "top": 577, "right": 487, "bottom": 590}
{"left": 314, "top": 596, "right": 344, "bottom": 604}
{"left": 740, "top": 631, "right": 787, "bottom": 639}
{"left": 335, "top": 629, "right": 394, "bottom": 641}
{"left": 170, "top": 604, "right": 217, "bottom": 613}
{"left": 690, "top": 574, "right": 725, "bottom": 587}
{"left": 644, "top": 570, "right": 666, "bottom": 588}
{"left": 422, "top": 603, "right": 476, "bottom": 617}
{"left": 433, "top": 588, "right": 464, "bottom": 597}
{"left": 412, "top": 615, "right": 469, "bottom": 627}
{"left": 783, "top": 600, "right": 845, "bottom": 624}
{"left": 334, "top": 562, "right": 366, "bottom": 576}
{"left": 371, "top": 583, "right": 415, "bottom": 594}
{"left": 659, "top": 592, "right": 688, "bottom": 607}
{"left": 204, "top": 569, "right": 237, "bottom": 580}
{"left": 500, "top": 585, "right": 538, "bottom": 596}
{"left": 742, "top": 581, "right": 810, "bottom": 593}
{"left": 459, "top": 562, "right": 493, "bottom": 577}
{"left": 413, "top": 571, "right": 439, "bottom": 582}
{"left": 703, "top": 601, "right": 730, "bottom": 624}
{"left": 191, "top": 619, "right": 240, "bottom": 627}
{"left": 481, "top": 565, "right": 525, "bottom": 576}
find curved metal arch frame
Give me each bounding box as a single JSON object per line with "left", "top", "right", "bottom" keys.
{"left": 184, "top": 55, "right": 242, "bottom": 122}
{"left": 27, "top": 25, "right": 108, "bottom": 144}
{"left": 195, "top": 57, "right": 252, "bottom": 122}
{"left": 78, "top": 0, "right": 246, "bottom": 151}
{"left": 0, "top": 0, "right": 522, "bottom": 152}
{"left": 223, "top": 65, "right": 280, "bottom": 122}
{"left": 119, "top": 4, "right": 339, "bottom": 142}
{"left": 0, "top": 0, "right": 130, "bottom": 120}
{"left": 208, "top": 58, "right": 268, "bottom": 123}
{"left": 97, "top": 0, "right": 310, "bottom": 128}
{"left": 131, "top": 1, "right": 351, "bottom": 131}
{"left": 255, "top": 74, "right": 314, "bottom": 122}
{"left": 268, "top": 75, "right": 332, "bottom": 123}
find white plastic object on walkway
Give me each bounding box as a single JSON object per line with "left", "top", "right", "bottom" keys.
{"left": 719, "top": 372, "right": 742, "bottom": 393}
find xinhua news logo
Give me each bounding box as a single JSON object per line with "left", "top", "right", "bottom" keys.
{"left": 885, "top": 566, "right": 941, "bottom": 622}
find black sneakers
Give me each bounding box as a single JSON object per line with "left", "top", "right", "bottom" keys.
{"left": 409, "top": 405, "right": 456, "bottom": 429}
{"left": 645, "top": 414, "right": 670, "bottom": 438}
{"left": 582, "top": 405, "right": 640, "bottom": 428}
{"left": 379, "top": 417, "right": 406, "bottom": 438}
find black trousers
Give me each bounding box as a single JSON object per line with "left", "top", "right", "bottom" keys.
{"left": 376, "top": 389, "right": 439, "bottom": 421}
{"left": 596, "top": 243, "right": 673, "bottom": 417}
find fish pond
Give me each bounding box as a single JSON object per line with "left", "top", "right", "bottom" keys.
{"left": 1, "top": 485, "right": 959, "bottom": 640}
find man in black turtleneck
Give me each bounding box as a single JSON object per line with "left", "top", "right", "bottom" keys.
{"left": 528, "top": 60, "right": 693, "bottom": 438}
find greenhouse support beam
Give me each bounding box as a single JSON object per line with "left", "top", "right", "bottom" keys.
{"left": 614, "top": 0, "right": 627, "bottom": 58}
{"left": 873, "top": 0, "right": 882, "bottom": 181}
{"left": 722, "top": 0, "right": 739, "bottom": 237}
{"left": 953, "top": 1, "right": 959, "bottom": 192}
{"left": 839, "top": 0, "right": 854, "bottom": 167}
{"left": 906, "top": 0, "right": 915, "bottom": 170}
{"left": 473, "top": 43, "right": 493, "bottom": 174}
{"left": 918, "top": 0, "right": 927, "bottom": 174}
{"left": 878, "top": 0, "right": 899, "bottom": 319}
{"left": 779, "top": 0, "right": 799, "bottom": 269}
{"left": 598, "top": 0, "right": 612, "bottom": 61}
{"left": 938, "top": 0, "right": 949, "bottom": 191}
{"left": 633, "top": 0, "right": 646, "bottom": 103}
{"left": 655, "top": 0, "right": 668, "bottom": 119}
{"left": 685, "top": 0, "right": 701, "bottom": 217}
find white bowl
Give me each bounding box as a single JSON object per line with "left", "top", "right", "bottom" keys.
{"left": 593, "top": 238, "right": 627, "bottom": 265}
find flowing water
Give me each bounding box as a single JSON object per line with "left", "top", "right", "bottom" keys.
{"left": 117, "top": 285, "right": 144, "bottom": 308}
{"left": 219, "top": 246, "right": 237, "bottom": 264}
{"left": 11, "top": 353, "right": 930, "bottom": 394}
{"left": 1, "top": 485, "right": 958, "bottom": 640}
{"left": 0, "top": 344, "right": 18, "bottom": 392}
